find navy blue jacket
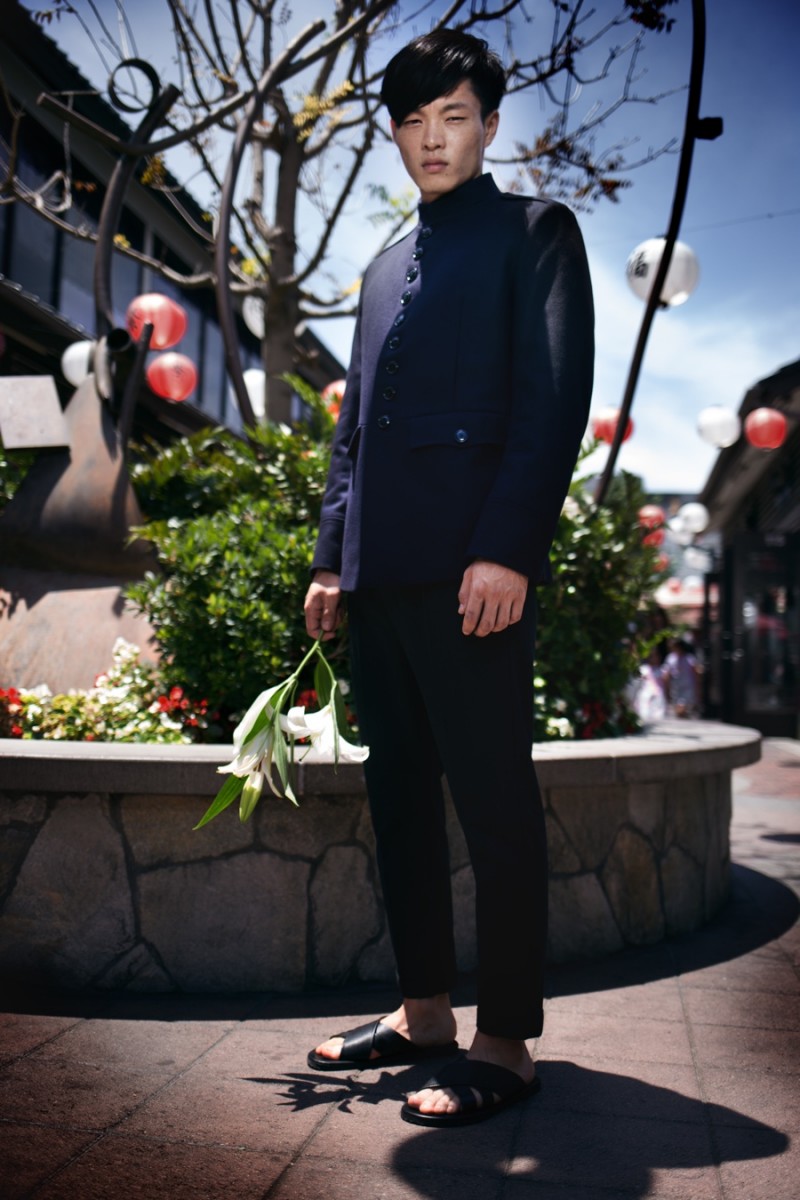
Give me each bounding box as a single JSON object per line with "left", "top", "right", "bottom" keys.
{"left": 311, "top": 173, "right": 594, "bottom": 590}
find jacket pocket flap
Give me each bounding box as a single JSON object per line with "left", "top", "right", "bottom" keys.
{"left": 407, "top": 411, "right": 507, "bottom": 449}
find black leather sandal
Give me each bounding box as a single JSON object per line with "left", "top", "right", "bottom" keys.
{"left": 400, "top": 1057, "right": 541, "bottom": 1126}
{"left": 307, "top": 1018, "right": 458, "bottom": 1071}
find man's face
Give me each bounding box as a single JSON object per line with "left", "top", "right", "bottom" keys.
{"left": 390, "top": 79, "right": 499, "bottom": 204}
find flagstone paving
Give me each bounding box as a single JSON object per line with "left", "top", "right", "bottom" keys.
{"left": 1, "top": 737, "right": 798, "bottom": 1199}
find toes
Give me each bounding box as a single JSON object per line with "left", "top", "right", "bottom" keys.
{"left": 314, "top": 1036, "right": 344, "bottom": 1060}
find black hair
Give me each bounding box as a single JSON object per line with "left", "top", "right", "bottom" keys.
{"left": 380, "top": 29, "right": 506, "bottom": 125}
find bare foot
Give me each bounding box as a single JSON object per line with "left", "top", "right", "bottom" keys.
{"left": 312, "top": 995, "right": 457, "bottom": 1063}
{"left": 404, "top": 1031, "right": 535, "bottom": 1117}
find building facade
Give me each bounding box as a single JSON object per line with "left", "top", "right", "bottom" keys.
{"left": 700, "top": 359, "right": 799, "bottom": 737}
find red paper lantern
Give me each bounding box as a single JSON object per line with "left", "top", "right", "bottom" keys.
{"left": 638, "top": 504, "right": 665, "bottom": 530}
{"left": 592, "top": 407, "right": 634, "bottom": 445}
{"left": 126, "top": 293, "right": 188, "bottom": 350}
{"left": 321, "top": 379, "right": 346, "bottom": 421}
{"left": 743, "top": 407, "right": 787, "bottom": 451}
{"left": 643, "top": 528, "right": 665, "bottom": 547}
{"left": 146, "top": 352, "right": 198, "bottom": 402}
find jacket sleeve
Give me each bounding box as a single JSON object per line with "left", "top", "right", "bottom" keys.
{"left": 310, "top": 293, "right": 363, "bottom": 575}
{"left": 466, "top": 201, "right": 594, "bottom": 581}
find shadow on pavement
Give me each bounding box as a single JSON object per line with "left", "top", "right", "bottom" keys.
{"left": 389, "top": 1060, "right": 790, "bottom": 1198}
{"left": 546, "top": 862, "right": 799, "bottom": 998}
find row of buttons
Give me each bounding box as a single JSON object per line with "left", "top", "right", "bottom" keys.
{"left": 376, "top": 225, "right": 434, "bottom": 428}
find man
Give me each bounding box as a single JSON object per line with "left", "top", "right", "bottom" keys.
{"left": 304, "top": 29, "right": 594, "bottom": 1127}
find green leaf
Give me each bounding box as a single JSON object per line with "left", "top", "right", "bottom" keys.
{"left": 314, "top": 656, "right": 333, "bottom": 708}
{"left": 193, "top": 772, "right": 246, "bottom": 829}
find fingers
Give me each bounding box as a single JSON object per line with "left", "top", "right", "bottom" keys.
{"left": 304, "top": 582, "right": 342, "bottom": 640}
{"left": 458, "top": 562, "right": 528, "bottom": 637}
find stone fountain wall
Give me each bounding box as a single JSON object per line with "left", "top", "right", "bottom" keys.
{"left": 0, "top": 720, "right": 759, "bottom": 992}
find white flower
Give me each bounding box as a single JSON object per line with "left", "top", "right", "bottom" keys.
{"left": 546, "top": 716, "right": 574, "bottom": 739}
{"left": 284, "top": 703, "right": 369, "bottom": 764}
{"left": 217, "top": 684, "right": 287, "bottom": 792}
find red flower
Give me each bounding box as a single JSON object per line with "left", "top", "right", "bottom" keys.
{"left": 10, "top": 724, "right": 23, "bottom": 738}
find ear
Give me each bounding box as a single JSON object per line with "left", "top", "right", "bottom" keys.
{"left": 389, "top": 117, "right": 398, "bottom": 144}
{"left": 483, "top": 110, "right": 499, "bottom": 148}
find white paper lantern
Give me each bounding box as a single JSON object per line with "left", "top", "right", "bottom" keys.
{"left": 242, "top": 296, "right": 265, "bottom": 339}
{"left": 678, "top": 502, "right": 710, "bottom": 534}
{"left": 697, "top": 405, "right": 741, "bottom": 448}
{"left": 61, "top": 339, "right": 94, "bottom": 386}
{"left": 667, "top": 516, "right": 692, "bottom": 546}
{"left": 683, "top": 546, "right": 712, "bottom": 573}
{"left": 243, "top": 368, "right": 266, "bottom": 420}
{"left": 626, "top": 238, "right": 700, "bottom": 307}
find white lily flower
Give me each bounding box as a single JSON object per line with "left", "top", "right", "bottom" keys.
{"left": 285, "top": 702, "right": 369, "bottom": 764}
{"left": 217, "top": 683, "right": 287, "bottom": 783}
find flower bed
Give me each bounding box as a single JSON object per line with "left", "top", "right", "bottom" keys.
{"left": 0, "top": 720, "right": 759, "bottom": 992}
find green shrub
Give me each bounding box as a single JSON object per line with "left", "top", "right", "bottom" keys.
{"left": 125, "top": 379, "right": 346, "bottom": 726}
{"left": 534, "top": 457, "right": 668, "bottom": 740}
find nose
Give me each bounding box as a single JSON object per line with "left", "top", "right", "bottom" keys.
{"left": 422, "top": 121, "right": 444, "bottom": 150}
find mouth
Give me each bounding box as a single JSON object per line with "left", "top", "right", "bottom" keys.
{"left": 422, "top": 160, "right": 448, "bottom": 172}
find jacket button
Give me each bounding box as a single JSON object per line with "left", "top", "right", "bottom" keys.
{"left": 400, "top": 290, "right": 412, "bottom": 306}
{"left": 382, "top": 386, "right": 397, "bottom": 400}
{"left": 412, "top": 247, "right": 424, "bottom": 260}
{"left": 385, "top": 360, "right": 400, "bottom": 375}
{"left": 377, "top": 414, "right": 391, "bottom": 429}
{"left": 420, "top": 226, "right": 433, "bottom": 239}
{"left": 388, "top": 336, "right": 401, "bottom": 350}
{"left": 393, "top": 312, "right": 406, "bottom": 328}
{"left": 405, "top": 266, "right": 419, "bottom": 283}
{"left": 455, "top": 428, "right": 469, "bottom": 444}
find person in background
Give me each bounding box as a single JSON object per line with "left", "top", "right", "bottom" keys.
{"left": 663, "top": 638, "right": 699, "bottom": 717}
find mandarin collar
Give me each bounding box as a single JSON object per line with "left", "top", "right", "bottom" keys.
{"left": 417, "top": 173, "right": 499, "bottom": 227}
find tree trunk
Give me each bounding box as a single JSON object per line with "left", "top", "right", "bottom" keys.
{"left": 262, "top": 280, "right": 300, "bottom": 425}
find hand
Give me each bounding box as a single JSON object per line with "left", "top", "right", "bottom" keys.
{"left": 458, "top": 560, "right": 528, "bottom": 637}
{"left": 304, "top": 571, "right": 343, "bottom": 641}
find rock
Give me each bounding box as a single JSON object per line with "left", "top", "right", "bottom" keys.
{"left": 627, "top": 782, "right": 666, "bottom": 849}
{"left": 545, "top": 810, "right": 581, "bottom": 873}
{"left": 663, "top": 777, "right": 710, "bottom": 862}
{"left": 138, "top": 852, "right": 309, "bottom": 991}
{"left": 258, "top": 793, "right": 366, "bottom": 860}
{"left": 548, "top": 873, "right": 623, "bottom": 962}
{"left": 357, "top": 927, "right": 396, "bottom": 983}
{"left": 0, "top": 795, "right": 48, "bottom": 826}
{"left": 601, "top": 827, "right": 665, "bottom": 945}
{"left": 548, "top": 786, "right": 629, "bottom": 870}
{"left": 0, "top": 795, "right": 135, "bottom": 987}
{"left": 661, "top": 845, "right": 704, "bottom": 936}
{"left": 121, "top": 794, "right": 253, "bottom": 867}
{"left": 310, "top": 845, "right": 380, "bottom": 985}
{"left": 94, "top": 942, "right": 175, "bottom": 992}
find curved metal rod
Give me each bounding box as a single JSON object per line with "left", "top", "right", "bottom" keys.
{"left": 593, "top": 0, "right": 712, "bottom": 507}
{"left": 214, "top": 21, "right": 325, "bottom": 428}
{"left": 93, "top": 62, "right": 180, "bottom": 336}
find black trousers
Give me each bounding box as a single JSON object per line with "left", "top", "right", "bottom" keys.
{"left": 347, "top": 583, "right": 548, "bottom": 1040}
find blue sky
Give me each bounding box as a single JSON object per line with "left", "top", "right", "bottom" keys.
{"left": 22, "top": 0, "right": 800, "bottom": 493}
